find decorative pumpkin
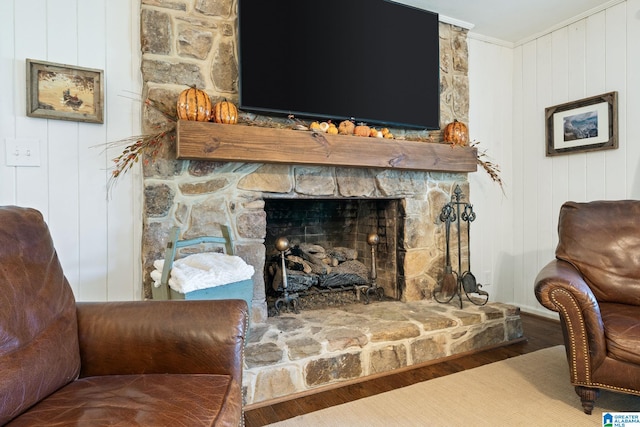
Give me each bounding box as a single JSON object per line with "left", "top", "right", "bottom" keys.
{"left": 212, "top": 99, "right": 239, "bottom": 124}
{"left": 443, "top": 119, "right": 469, "bottom": 146}
{"left": 354, "top": 123, "right": 370, "bottom": 137}
{"left": 327, "top": 123, "right": 338, "bottom": 134}
{"left": 309, "top": 121, "right": 322, "bottom": 131}
{"left": 338, "top": 120, "right": 355, "bottom": 135}
{"left": 176, "top": 86, "right": 212, "bottom": 122}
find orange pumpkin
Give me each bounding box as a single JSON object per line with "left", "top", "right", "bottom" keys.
{"left": 176, "top": 86, "right": 212, "bottom": 122}
{"left": 212, "top": 100, "right": 239, "bottom": 124}
{"left": 354, "top": 123, "right": 370, "bottom": 137}
{"left": 443, "top": 119, "right": 469, "bottom": 146}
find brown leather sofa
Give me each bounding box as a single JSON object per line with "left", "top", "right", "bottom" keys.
{"left": 0, "top": 206, "right": 248, "bottom": 426}
{"left": 535, "top": 200, "right": 640, "bottom": 414}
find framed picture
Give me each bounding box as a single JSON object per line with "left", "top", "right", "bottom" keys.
{"left": 26, "top": 59, "right": 104, "bottom": 124}
{"left": 545, "top": 91, "right": 618, "bottom": 156}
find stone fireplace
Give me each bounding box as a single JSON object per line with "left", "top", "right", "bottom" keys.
{"left": 139, "top": 1, "right": 471, "bottom": 326}
{"left": 135, "top": 4, "right": 526, "bottom": 406}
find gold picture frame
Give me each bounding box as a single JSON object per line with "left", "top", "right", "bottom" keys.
{"left": 545, "top": 91, "right": 618, "bottom": 156}
{"left": 26, "top": 59, "right": 104, "bottom": 124}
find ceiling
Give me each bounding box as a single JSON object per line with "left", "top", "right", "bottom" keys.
{"left": 396, "top": 0, "right": 617, "bottom": 43}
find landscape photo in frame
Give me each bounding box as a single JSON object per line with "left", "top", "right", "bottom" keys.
{"left": 545, "top": 91, "right": 617, "bottom": 156}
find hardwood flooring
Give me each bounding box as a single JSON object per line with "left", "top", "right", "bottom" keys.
{"left": 244, "top": 312, "right": 564, "bottom": 427}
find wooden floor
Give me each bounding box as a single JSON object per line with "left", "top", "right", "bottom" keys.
{"left": 244, "top": 312, "right": 564, "bottom": 427}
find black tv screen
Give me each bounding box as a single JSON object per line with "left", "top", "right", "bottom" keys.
{"left": 238, "top": 0, "right": 440, "bottom": 130}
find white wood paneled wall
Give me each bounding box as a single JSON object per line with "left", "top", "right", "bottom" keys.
{"left": 470, "top": 0, "right": 640, "bottom": 316}
{"left": 0, "top": 0, "right": 143, "bottom": 301}
{"left": 467, "top": 37, "right": 514, "bottom": 305}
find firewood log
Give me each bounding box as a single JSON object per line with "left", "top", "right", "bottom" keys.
{"left": 299, "top": 243, "right": 326, "bottom": 257}
{"left": 287, "top": 255, "right": 313, "bottom": 274}
{"left": 319, "top": 260, "right": 369, "bottom": 288}
{"left": 329, "top": 247, "right": 358, "bottom": 261}
{"left": 271, "top": 265, "right": 318, "bottom": 292}
{"left": 298, "top": 248, "right": 330, "bottom": 275}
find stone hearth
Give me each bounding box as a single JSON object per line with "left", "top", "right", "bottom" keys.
{"left": 243, "top": 300, "right": 523, "bottom": 406}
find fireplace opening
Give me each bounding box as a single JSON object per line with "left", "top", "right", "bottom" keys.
{"left": 263, "top": 198, "right": 403, "bottom": 314}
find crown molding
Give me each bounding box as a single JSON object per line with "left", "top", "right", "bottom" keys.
{"left": 514, "top": 0, "right": 625, "bottom": 46}
{"left": 439, "top": 14, "right": 475, "bottom": 31}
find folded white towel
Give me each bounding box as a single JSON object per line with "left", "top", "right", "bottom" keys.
{"left": 151, "top": 252, "right": 254, "bottom": 294}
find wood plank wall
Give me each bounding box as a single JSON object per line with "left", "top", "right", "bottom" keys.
{"left": 469, "top": 0, "right": 640, "bottom": 315}
{"left": 0, "top": 0, "right": 143, "bottom": 301}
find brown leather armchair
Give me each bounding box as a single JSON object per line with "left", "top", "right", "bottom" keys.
{"left": 535, "top": 200, "right": 640, "bottom": 414}
{"left": 0, "top": 206, "right": 248, "bottom": 426}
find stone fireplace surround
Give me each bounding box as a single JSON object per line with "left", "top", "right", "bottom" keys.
{"left": 144, "top": 162, "right": 470, "bottom": 324}
{"left": 135, "top": 0, "right": 527, "bottom": 406}
{"left": 140, "top": 1, "right": 472, "bottom": 322}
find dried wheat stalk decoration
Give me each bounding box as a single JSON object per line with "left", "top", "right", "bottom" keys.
{"left": 471, "top": 140, "right": 505, "bottom": 194}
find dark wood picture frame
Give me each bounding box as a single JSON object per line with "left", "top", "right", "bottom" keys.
{"left": 26, "top": 59, "right": 104, "bottom": 124}
{"left": 545, "top": 91, "right": 617, "bottom": 156}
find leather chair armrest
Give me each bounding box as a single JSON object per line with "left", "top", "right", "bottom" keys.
{"left": 76, "top": 299, "right": 248, "bottom": 381}
{"left": 535, "top": 259, "right": 607, "bottom": 372}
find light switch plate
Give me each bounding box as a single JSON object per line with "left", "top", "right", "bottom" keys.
{"left": 5, "top": 138, "right": 41, "bottom": 167}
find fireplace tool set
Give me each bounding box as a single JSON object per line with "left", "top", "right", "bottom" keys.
{"left": 434, "top": 185, "right": 489, "bottom": 308}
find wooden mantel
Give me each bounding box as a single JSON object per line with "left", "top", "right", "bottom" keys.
{"left": 176, "top": 120, "right": 477, "bottom": 173}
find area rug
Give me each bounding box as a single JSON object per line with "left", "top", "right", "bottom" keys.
{"left": 267, "top": 346, "right": 640, "bottom": 426}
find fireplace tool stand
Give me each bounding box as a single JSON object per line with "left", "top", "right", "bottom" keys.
{"left": 434, "top": 185, "right": 489, "bottom": 308}
{"left": 274, "top": 237, "right": 300, "bottom": 314}
{"left": 358, "top": 233, "right": 384, "bottom": 304}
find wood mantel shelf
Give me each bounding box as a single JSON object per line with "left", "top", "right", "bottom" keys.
{"left": 176, "top": 120, "right": 477, "bottom": 173}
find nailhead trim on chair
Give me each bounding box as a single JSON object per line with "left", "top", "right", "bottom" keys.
{"left": 550, "top": 288, "right": 590, "bottom": 383}
{"left": 588, "top": 383, "right": 640, "bottom": 395}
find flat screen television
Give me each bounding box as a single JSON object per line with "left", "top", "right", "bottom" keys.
{"left": 238, "top": 0, "right": 440, "bottom": 130}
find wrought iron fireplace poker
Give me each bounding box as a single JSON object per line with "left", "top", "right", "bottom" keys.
{"left": 434, "top": 185, "right": 489, "bottom": 308}
{"left": 274, "top": 236, "right": 300, "bottom": 314}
